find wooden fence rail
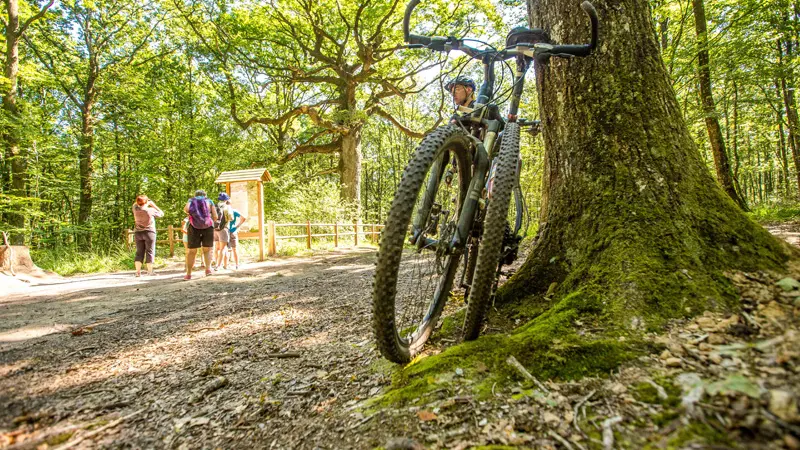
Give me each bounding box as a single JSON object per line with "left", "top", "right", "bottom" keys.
{"left": 125, "top": 220, "right": 383, "bottom": 259}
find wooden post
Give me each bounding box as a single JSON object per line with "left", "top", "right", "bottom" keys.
{"left": 168, "top": 225, "right": 175, "bottom": 257}
{"left": 371, "top": 224, "right": 377, "bottom": 243}
{"left": 306, "top": 220, "right": 312, "bottom": 249}
{"left": 267, "top": 221, "right": 277, "bottom": 256}
{"left": 225, "top": 183, "right": 231, "bottom": 196}
{"left": 126, "top": 229, "right": 132, "bottom": 251}
{"left": 334, "top": 222, "right": 338, "bottom": 247}
{"left": 258, "top": 181, "right": 265, "bottom": 261}
{"left": 353, "top": 219, "right": 358, "bottom": 247}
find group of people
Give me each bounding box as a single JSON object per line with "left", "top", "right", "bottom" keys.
{"left": 127, "top": 78, "right": 472, "bottom": 278}
{"left": 130, "top": 190, "right": 247, "bottom": 280}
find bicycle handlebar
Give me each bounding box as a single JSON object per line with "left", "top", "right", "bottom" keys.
{"left": 403, "top": 0, "right": 600, "bottom": 60}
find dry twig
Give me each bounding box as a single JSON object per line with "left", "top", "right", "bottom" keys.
{"left": 573, "top": 390, "right": 596, "bottom": 434}
{"left": 54, "top": 409, "right": 145, "bottom": 450}
{"left": 547, "top": 429, "right": 575, "bottom": 450}
{"left": 505, "top": 355, "right": 549, "bottom": 394}
{"left": 601, "top": 415, "right": 622, "bottom": 450}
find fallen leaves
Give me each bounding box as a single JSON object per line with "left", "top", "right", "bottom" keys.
{"left": 416, "top": 410, "right": 438, "bottom": 422}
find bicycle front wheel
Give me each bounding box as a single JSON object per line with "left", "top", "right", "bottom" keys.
{"left": 372, "top": 125, "right": 473, "bottom": 363}
{"left": 463, "top": 122, "right": 520, "bottom": 340}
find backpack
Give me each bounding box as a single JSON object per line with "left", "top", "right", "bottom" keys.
{"left": 188, "top": 197, "right": 213, "bottom": 229}
{"left": 215, "top": 203, "right": 231, "bottom": 230}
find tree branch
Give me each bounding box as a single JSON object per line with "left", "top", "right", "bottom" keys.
{"left": 19, "top": 0, "right": 54, "bottom": 36}
{"left": 280, "top": 137, "right": 342, "bottom": 163}
{"left": 372, "top": 106, "right": 428, "bottom": 139}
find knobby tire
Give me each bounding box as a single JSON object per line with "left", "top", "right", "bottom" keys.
{"left": 462, "top": 122, "right": 520, "bottom": 340}
{"left": 372, "top": 125, "right": 473, "bottom": 363}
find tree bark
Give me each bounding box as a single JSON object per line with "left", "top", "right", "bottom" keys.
{"left": 779, "top": 40, "right": 800, "bottom": 199}
{"left": 691, "top": 0, "right": 747, "bottom": 210}
{"left": 338, "top": 129, "right": 363, "bottom": 216}
{"left": 1, "top": 0, "right": 52, "bottom": 244}
{"left": 78, "top": 94, "right": 96, "bottom": 248}
{"left": 501, "top": 0, "right": 788, "bottom": 328}
{"left": 3, "top": 0, "right": 24, "bottom": 244}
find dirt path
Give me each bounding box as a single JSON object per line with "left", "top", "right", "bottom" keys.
{"left": 3, "top": 227, "right": 800, "bottom": 449}
{"left": 1, "top": 249, "right": 401, "bottom": 449}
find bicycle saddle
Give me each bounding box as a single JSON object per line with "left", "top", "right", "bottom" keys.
{"left": 506, "top": 26, "right": 551, "bottom": 47}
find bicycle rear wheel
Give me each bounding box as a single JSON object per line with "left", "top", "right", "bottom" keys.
{"left": 372, "top": 126, "right": 473, "bottom": 363}
{"left": 462, "top": 122, "right": 520, "bottom": 340}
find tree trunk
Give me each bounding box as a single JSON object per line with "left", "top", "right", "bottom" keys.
{"left": 78, "top": 99, "right": 95, "bottom": 248}
{"left": 779, "top": 40, "right": 800, "bottom": 199}
{"left": 338, "top": 128, "right": 362, "bottom": 218}
{"left": 691, "top": 0, "right": 747, "bottom": 210}
{"left": 500, "top": 0, "right": 788, "bottom": 332}
{"left": 3, "top": 0, "right": 24, "bottom": 244}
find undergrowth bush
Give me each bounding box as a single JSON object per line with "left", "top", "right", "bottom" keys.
{"left": 32, "top": 244, "right": 171, "bottom": 276}
{"left": 748, "top": 203, "right": 800, "bottom": 223}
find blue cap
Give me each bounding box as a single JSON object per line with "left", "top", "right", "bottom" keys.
{"left": 218, "top": 193, "right": 230, "bottom": 201}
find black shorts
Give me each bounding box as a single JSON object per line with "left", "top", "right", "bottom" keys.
{"left": 188, "top": 224, "right": 214, "bottom": 249}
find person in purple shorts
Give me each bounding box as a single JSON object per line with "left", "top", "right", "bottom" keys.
{"left": 184, "top": 190, "right": 218, "bottom": 280}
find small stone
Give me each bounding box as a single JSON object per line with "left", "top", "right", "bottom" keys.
{"left": 660, "top": 350, "right": 673, "bottom": 360}
{"left": 698, "top": 343, "right": 714, "bottom": 352}
{"left": 794, "top": 297, "right": 800, "bottom": 308}
{"left": 769, "top": 390, "right": 800, "bottom": 423}
{"left": 718, "top": 314, "right": 740, "bottom": 330}
{"left": 708, "top": 333, "right": 726, "bottom": 345}
{"left": 696, "top": 317, "right": 717, "bottom": 331}
{"left": 386, "top": 435, "right": 424, "bottom": 450}
{"left": 762, "top": 301, "right": 787, "bottom": 321}
{"left": 785, "top": 434, "right": 800, "bottom": 450}
{"left": 665, "top": 357, "right": 682, "bottom": 367}
{"left": 609, "top": 382, "right": 627, "bottom": 394}
{"left": 668, "top": 343, "right": 685, "bottom": 356}
{"left": 543, "top": 412, "right": 560, "bottom": 423}
{"left": 709, "top": 353, "right": 723, "bottom": 364}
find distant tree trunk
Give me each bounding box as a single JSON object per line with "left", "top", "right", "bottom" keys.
{"left": 3, "top": 0, "right": 24, "bottom": 244}
{"left": 1, "top": 0, "right": 53, "bottom": 244}
{"left": 691, "top": 0, "right": 747, "bottom": 210}
{"left": 777, "top": 93, "right": 790, "bottom": 196}
{"left": 731, "top": 80, "right": 745, "bottom": 199}
{"left": 338, "top": 129, "right": 363, "bottom": 218}
{"left": 78, "top": 88, "right": 97, "bottom": 249}
{"left": 779, "top": 40, "right": 800, "bottom": 200}
{"left": 501, "top": 0, "right": 788, "bottom": 333}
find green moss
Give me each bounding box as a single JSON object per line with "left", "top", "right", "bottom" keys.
{"left": 46, "top": 431, "right": 74, "bottom": 446}
{"left": 664, "top": 423, "right": 732, "bottom": 449}
{"left": 376, "top": 289, "right": 640, "bottom": 407}
{"left": 632, "top": 378, "right": 680, "bottom": 407}
{"left": 651, "top": 409, "right": 680, "bottom": 427}
{"left": 469, "top": 446, "right": 518, "bottom": 450}
{"left": 438, "top": 308, "right": 466, "bottom": 339}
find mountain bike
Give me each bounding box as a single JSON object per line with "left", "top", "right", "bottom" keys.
{"left": 372, "top": 0, "right": 599, "bottom": 363}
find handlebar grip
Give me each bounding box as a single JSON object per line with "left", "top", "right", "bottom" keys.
{"left": 580, "top": 1, "right": 599, "bottom": 52}
{"left": 403, "top": 0, "right": 421, "bottom": 43}
{"left": 538, "top": 1, "right": 599, "bottom": 59}
{"left": 407, "top": 33, "right": 432, "bottom": 46}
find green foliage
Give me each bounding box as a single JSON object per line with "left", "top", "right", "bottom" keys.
{"left": 31, "top": 244, "right": 169, "bottom": 276}
{"left": 747, "top": 204, "right": 800, "bottom": 223}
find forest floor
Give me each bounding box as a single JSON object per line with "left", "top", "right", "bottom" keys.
{"left": 1, "top": 225, "right": 800, "bottom": 449}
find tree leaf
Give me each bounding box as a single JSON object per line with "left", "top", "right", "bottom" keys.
{"left": 776, "top": 277, "right": 800, "bottom": 292}
{"left": 417, "top": 410, "right": 438, "bottom": 421}
{"left": 705, "top": 373, "right": 763, "bottom": 398}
